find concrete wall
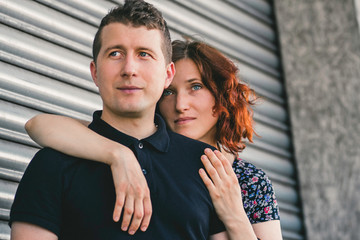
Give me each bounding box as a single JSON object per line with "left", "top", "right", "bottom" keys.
{"left": 274, "top": 1, "right": 360, "bottom": 239}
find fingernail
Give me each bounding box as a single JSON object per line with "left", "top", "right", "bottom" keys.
{"left": 129, "top": 230, "right": 135, "bottom": 235}
{"left": 141, "top": 226, "right": 147, "bottom": 231}
{"left": 204, "top": 148, "right": 211, "bottom": 153}
{"left": 122, "top": 226, "right": 127, "bottom": 231}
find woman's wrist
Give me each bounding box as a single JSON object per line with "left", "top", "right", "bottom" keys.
{"left": 105, "top": 142, "right": 131, "bottom": 167}
{"left": 224, "top": 216, "right": 257, "bottom": 240}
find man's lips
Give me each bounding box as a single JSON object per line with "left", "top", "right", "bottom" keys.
{"left": 174, "top": 117, "right": 196, "bottom": 125}
{"left": 117, "top": 86, "right": 142, "bottom": 93}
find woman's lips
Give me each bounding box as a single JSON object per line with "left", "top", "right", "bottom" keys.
{"left": 174, "top": 117, "right": 196, "bottom": 125}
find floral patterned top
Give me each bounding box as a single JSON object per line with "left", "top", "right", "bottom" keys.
{"left": 232, "top": 157, "right": 280, "bottom": 223}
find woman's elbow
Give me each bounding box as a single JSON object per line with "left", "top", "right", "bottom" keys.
{"left": 25, "top": 116, "right": 35, "bottom": 134}
{"left": 25, "top": 114, "right": 47, "bottom": 135}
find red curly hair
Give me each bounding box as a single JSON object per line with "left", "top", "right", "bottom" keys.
{"left": 170, "top": 40, "right": 257, "bottom": 154}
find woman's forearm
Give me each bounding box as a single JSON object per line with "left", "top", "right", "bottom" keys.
{"left": 225, "top": 215, "right": 257, "bottom": 240}
{"left": 25, "top": 114, "right": 152, "bottom": 234}
{"left": 199, "top": 149, "right": 258, "bottom": 240}
{"left": 25, "top": 114, "right": 131, "bottom": 165}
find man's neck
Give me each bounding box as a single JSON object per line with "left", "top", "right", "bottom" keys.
{"left": 100, "top": 110, "right": 157, "bottom": 140}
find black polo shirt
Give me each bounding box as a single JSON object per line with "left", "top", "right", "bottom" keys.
{"left": 10, "top": 111, "right": 225, "bottom": 239}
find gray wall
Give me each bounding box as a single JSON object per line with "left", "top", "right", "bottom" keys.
{"left": 274, "top": 0, "right": 360, "bottom": 239}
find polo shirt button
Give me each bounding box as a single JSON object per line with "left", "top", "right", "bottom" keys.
{"left": 142, "top": 168, "right": 147, "bottom": 175}
{"left": 138, "top": 142, "right": 143, "bottom": 149}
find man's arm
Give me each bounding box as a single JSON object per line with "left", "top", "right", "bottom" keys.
{"left": 11, "top": 222, "right": 58, "bottom": 240}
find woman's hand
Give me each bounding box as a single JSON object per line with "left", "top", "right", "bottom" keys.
{"left": 108, "top": 146, "right": 152, "bottom": 235}
{"left": 25, "top": 114, "right": 152, "bottom": 235}
{"left": 199, "top": 148, "right": 257, "bottom": 240}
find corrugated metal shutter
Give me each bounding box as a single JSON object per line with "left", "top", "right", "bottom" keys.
{"left": 0, "top": 0, "right": 304, "bottom": 239}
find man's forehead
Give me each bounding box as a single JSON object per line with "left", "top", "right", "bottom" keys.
{"left": 102, "top": 23, "right": 162, "bottom": 40}
{"left": 100, "top": 23, "right": 161, "bottom": 48}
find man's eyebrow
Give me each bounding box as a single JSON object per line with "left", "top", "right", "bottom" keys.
{"left": 103, "top": 45, "right": 157, "bottom": 55}
{"left": 137, "top": 46, "right": 157, "bottom": 54}
{"left": 103, "top": 45, "right": 124, "bottom": 53}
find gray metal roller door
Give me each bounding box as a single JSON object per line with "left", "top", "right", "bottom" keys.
{"left": 0, "top": 0, "right": 304, "bottom": 239}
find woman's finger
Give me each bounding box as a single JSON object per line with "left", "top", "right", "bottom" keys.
{"left": 212, "top": 150, "right": 239, "bottom": 187}
{"left": 110, "top": 149, "right": 152, "bottom": 231}
{"left": 201, "top": 154, "right": 222, "bottom": 185}
{"left": 121, "top": 195, "right": 134, "bottom": 232}
{"left": 213, "top": 150, "right": 235, "bottom": 176}
{"left": 127, "top": 198, "right": 144, "bottom": 235}
{"left": 204, "top": 148, "right": 227, "bottom": 178}
{"left": 199, "top": 168, "right": 216, "bottom": 193}
{"left": 140, "top": 195, "right": 152, "bottom": 232}
{"left": 113, "top": 189, "right": 126, "bottom": 222}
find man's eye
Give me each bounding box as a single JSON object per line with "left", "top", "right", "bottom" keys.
{"left": 162, "top": 89, "right": 174, "bottom": 97}
{"left": 139, "top": 52, "right": 149, "bottom": 57}
{"left": 110, "top": 51, "right": 121, "bottom": 57}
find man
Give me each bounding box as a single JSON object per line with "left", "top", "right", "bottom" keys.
{"left": 9, "top": 1, "right": 228, "bottom": 239}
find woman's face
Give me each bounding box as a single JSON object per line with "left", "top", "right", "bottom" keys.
{"left": 158, "top": 59, "right": 219, "bottom": 146}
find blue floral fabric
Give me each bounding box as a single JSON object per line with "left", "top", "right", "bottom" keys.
{"left": 232, "top": 157, "right": 280, "bottom": 223}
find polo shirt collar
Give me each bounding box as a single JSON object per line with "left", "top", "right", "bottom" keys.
{"left": 88, "top": 111, "right": 169, "bottom": 153}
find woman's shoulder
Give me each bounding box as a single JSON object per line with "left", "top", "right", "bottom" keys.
{"left": 232, "top": 157, "right": 274, "bottom": 194}
{"left": 232, "top": 157, "right": 270, "bottom": 183}
{"left": 232, "top": 156, "right": 280, "bottom": 222}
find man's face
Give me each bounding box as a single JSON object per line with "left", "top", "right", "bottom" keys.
{"left": 91, "top": 23, "right": 174, "bottom": 122}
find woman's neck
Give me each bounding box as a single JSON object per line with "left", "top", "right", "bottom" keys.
{"left": 215, "top": 142, "right": 236, "bottom": 165}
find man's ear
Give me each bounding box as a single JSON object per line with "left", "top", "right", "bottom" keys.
{"left": 90, "top": 61, "right": 99, "bottom": 87}
{"left": 164, "top": 62, "right": 175, "bottom": 89}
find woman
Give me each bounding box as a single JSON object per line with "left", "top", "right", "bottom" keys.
{"left": 26, "top": 40, "right": 282, "bottom": 239}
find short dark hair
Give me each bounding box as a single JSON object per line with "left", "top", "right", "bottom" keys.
{"left": 92, "top": 0, "right": 172, "bottom": 64}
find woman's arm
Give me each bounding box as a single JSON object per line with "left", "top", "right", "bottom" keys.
{"left": 25, "top": 114, "right": 151, "bottom": 235}
{"left": 253, "top": 220, "right": 282, "bottom": 240}
{"left": 199, "top": 149, "right": 283, "bottom": 240}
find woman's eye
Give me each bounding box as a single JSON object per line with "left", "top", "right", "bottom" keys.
{"left": 162, "top": 89, "right": 173, "bottom": 96}
{"left": 192, "top": 84, "right": 202, "bottom": 91}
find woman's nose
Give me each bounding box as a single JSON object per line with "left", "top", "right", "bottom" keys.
{"left": 175, "top": 92, "right": 190, "bottom": 112}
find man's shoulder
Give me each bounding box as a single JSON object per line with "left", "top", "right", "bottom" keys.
{"left": 34, "top": 147, "right": 78, "bottom": 161}
{"left": 29, "top": 147, "right": 80, "bottom": 172}
{"left": 167, "top": 130, "right": 214, "bottom": 149}
{"left": 166, "top": 130, "right": 216, "bottom": 161}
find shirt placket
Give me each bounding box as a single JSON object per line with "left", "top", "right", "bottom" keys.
{"left": 133, "top": 140, "right": 152, "bottom": 189}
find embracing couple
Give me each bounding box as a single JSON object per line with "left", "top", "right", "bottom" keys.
{"left": 9, "top": 1, "right": 281, "bottom": 239}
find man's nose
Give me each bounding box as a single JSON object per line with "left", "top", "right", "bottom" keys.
{"left": 121, "top": 55, "right": 137, "bottom": 77}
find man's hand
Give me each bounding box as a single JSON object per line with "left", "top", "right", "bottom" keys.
{"left": 109, "top": 147, "right": 152, "bottom": 235}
